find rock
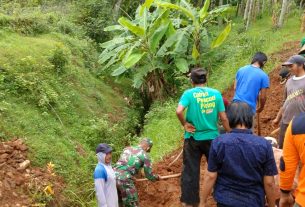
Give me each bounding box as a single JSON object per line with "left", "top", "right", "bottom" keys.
{"left": 6, "top": 171, "right": 14, "bottom": 178}
{"left": 13, "top": 192, "right": 18, "bottom": 197}
{"left": 3, "top": 179, "right": 11, "bottom": 190}
{"left": 18, "top": 145, "right": 28, "bottom": 151}
{"left": 0, "top": 153, "right": 9, "bottom": 160}
{"left": 3, "top": 144, "right": 13, "bottom": 152}
{"left": 19, "top": 160, "right": 30, "bottom": 170}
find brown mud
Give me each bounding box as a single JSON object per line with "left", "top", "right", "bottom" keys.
{"left": 137, "top": 41, "right": 299, "bottom": 207}
{"left": 0, "top": 138, "right": 64, "bottom": 207}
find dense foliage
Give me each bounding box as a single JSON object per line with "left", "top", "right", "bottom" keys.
{"left": 100, "top": 0, "right": 234, "bottom": 103}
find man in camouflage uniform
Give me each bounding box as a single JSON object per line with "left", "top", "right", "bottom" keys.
{"left": 114, "top": 138, "right": 159, "bottom": 207}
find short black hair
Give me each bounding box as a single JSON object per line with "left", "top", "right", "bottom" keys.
{"left": 251, "top": 52, "right": 268, "bottom": 68}
{"left": 227, "top": 102, "right": 254, "bottom": 129}
{"left": 190, "top": 68, "right": 207, "bottom": 84}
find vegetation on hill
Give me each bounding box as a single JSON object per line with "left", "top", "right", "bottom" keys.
{"left": 0, "top": 0, "right": 304, "bottom": 206}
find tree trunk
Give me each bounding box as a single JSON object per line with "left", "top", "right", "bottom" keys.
{"left": 301, "top": 10, "right": 305, "bottom": 32}
{"left": 257, "top": 0, "right": 261, "bottom": 16}
{"left": 262, "top": 0, "right": 265, "bottom": 15}
{"left": 278, "top": 0, "right": 288, "bottom": 27}
{"left": 113, "top": 0, "right": 123, "bottom": 21}
{"left": 239, "top": 0, "right": 246, "bottom": 16}
{"left": 218, "top": 0, "right": 224, "bottom": 25}
{"left": 246, "top": 0, "right": 254, "bottom": 30}
{"left": 244, "top": 0, "right": 251, "bottom": 20}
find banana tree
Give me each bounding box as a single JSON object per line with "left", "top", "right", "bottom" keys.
{"left": 99, "top": 0, "right": 233, "bottom": 100}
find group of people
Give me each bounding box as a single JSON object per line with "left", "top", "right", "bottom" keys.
{"left": 93, "top": 44, "right": 305, "bottom": 207}
{"left": 177, "top": 50, "right": 305, "bottom": 207}
{"left": 94, "top": 138, "right": 159, "bottom": 207}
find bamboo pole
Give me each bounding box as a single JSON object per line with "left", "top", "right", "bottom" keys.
{"left": 270, "top": 128, "right": 280, "bottom": 136}
{"left": 136, "top": 173, "right": 181, "bottom": 182}
{"left": 169, "top": 149, "right": 183, "bottom": 167}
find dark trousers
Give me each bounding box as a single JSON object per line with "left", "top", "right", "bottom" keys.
{"left": 180, "top": 137, "right": 212, "bottom": 205}
{"left": 278, "top": 122, "right": 289, "bottom": 149}
{"left": 217, "top": 204, "right": 232, "bottom": 207}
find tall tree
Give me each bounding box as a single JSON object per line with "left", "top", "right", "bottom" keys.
{"left": 113, "top": 0, "right": 124, "bottom": 21}
{"left": 244, "top": 0, "right": 250, "bottom": 20}
{"left": 246, "top": 0, "right": 254, "bottom": 29}
{"left": 301, "top": 10, "right": 305, "bottom": 32}
{"left": 278, "top": 0, "right": 288, "bottom": 27}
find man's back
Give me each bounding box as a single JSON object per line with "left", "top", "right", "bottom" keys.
{"left": 115, "top": 146, "right": 144, "bottom": 176}
{"left": 233, "top": 65, "right": 269, "bottom": 112}
{"left": 179, "top": 87, "right": 225, "bottom": 140}
{"left": 208, "top": 129, "right": 277, "bottom": 206}
{"left": 282, "top": 77, "right": 305, "bottom": 124}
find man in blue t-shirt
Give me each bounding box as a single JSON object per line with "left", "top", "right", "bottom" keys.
{"left": 233, "top": 52, "right": 270, "bottom": 114}
{"left": 201, "top": 102, "right": 277, "bottom": 207}
{"left": 176, "top": 68, "right": 231, "bottom": 207}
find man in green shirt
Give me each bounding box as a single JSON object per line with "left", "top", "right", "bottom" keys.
{"left": 176, "top": 68, "right": 231, "bottom": 207}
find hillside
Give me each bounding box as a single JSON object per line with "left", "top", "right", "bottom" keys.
{"left": 0, "top": 6, "right": 140, "bottom": 206}
{"left": 0, "top": 0, "right": 305, "bottom": 206}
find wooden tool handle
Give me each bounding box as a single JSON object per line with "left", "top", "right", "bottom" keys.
{"left": 169, "top": 149, "right": 183, "bottom": 167}
{"left": 136, "top": 173, "right": 181, "bottom": 182}
{"left": 257, "top": 113, "right": 261, "bottom": 136}
{"left": 270, "top": 127, "right": 280, "bottom": 136}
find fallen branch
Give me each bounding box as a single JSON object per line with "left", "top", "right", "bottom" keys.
{"left": 136, "top": 173, "right": 181, "bottom": 182}
{"left": 169, "top": 149, "right": 183, "bottom": 167}
{"left": 270, "top": 128, "right": 280, "bottom": 136}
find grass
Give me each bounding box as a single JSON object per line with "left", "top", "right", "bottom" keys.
{"left": 0, "top": 29, "right": 139, "bottom": 206}
{"left": 144, "top": 15, "right": 305, "bottom": 162}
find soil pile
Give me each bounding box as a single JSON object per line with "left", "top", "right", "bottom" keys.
{"left": 137, "top": 41, "right": 299, "bottom": 207}
{"left": 0, "top": 138, "right": 64, "bottom": 207}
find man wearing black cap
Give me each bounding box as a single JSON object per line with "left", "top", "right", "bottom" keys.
{"left": 176, "top": 68, "right": 231, "bottom": 207}
{"left": 94, "top": 143, "right": 118, "bottom": 207}
{"left": 273, "top": 55, "right": 305, "bottom": 149}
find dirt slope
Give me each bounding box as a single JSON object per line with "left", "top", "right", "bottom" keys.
{"left": 137, "top": 41, "right": 299, "bottom": 207}
{"left": 0, "top": 139, "right": 64, "bottom": 207}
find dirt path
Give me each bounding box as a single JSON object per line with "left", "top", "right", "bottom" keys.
{"left": 137, "top": 41, "right": 299, "bottom": 207}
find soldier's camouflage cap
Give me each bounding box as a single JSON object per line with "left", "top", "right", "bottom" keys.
{"left": 142, "top": 138, "right": 153, "bottom": 147}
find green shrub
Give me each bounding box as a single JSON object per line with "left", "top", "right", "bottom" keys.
{"left": 75, "top": 0, "right": 112, "bottom": 43}
{"left": 48, "top": 43, "right": 71, "bottom": 75}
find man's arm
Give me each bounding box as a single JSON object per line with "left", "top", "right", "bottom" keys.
{"left": 264, "top": 176, "right": 276, "bottom": 207}
{"left": 279, "top": 123, "right": 299, "bottom": 206}
{"left": 234, "top": 79, "right": 237, "bottom": 90}
{"left": 142, "top": 153, "right": 159, "bottom": 181}
{"left": 176, "top": 105, "right": 195, "bottom": 133}
{"left": 257, "top": 88, "right": 268, "bottom": 113}
{"left": 201, "top": 171, "right": 218, "bottom": 206}
{"left": 273, "top": 86, "right": 287, "bottom": 125}
{"left": 95, "top": 179, "right": 108, "bottom": 207}
{"left": 219, "top": 111, "right": 231, "bottom": 132}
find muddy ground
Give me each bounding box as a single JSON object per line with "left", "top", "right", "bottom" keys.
{"left": 0, "top": 138, "right": 64, "bottom": 207}
{"left": 137, "top": 41, "right": 299, "bottom": 207}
